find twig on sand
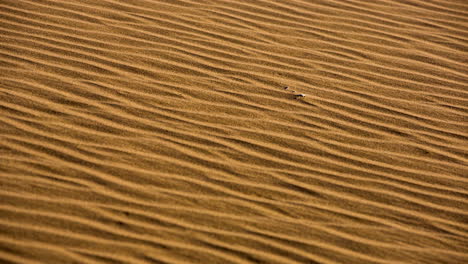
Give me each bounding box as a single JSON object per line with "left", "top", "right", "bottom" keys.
{"left": 283, "top": 86, "right": 305, "bottom": 99}
{"left": 294, "top": 93, "right": 306, "bottom": 99}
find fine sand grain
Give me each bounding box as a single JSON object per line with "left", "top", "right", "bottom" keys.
{"left": 1, "top": 0, "right": 468, "bottom": 263}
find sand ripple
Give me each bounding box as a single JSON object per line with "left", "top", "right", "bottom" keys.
{"left": 1, "top": 0, "right": 467, "bottom": 263}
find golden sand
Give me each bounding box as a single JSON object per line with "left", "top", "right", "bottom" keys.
{"left": 1, "top": 0, "right": 467, "bottom": 263}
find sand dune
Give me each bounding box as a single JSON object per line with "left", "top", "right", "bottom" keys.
{"left": 1, "top": 0, "right": 468, "bottom": 263}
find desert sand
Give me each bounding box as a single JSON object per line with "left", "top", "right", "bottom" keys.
{"left": 1, "top": 0, "right": 468, "bottom": 263}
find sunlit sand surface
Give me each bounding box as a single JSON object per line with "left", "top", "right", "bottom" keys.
{"left": 1, "top": 0, "right": 467, "bottom": 263}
